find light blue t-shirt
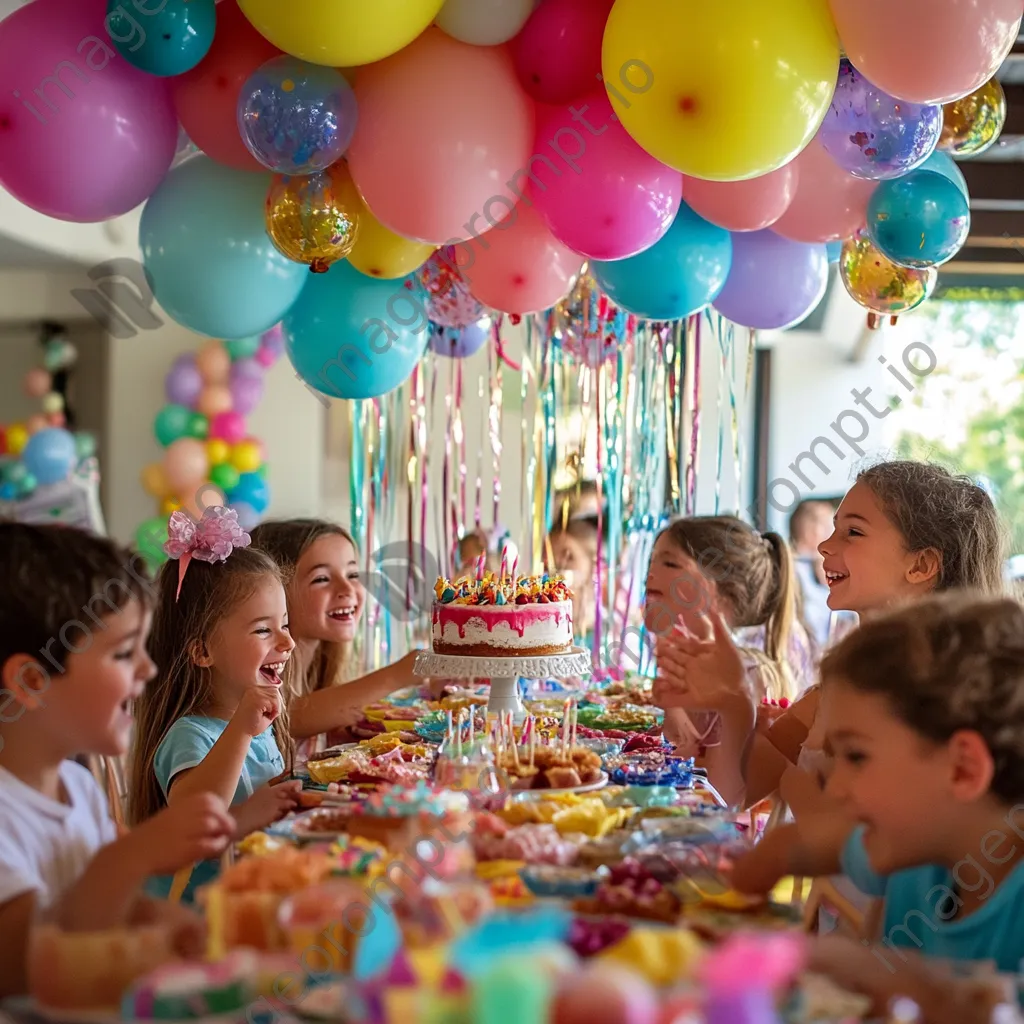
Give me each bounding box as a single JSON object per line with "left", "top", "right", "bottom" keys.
{"left": 145, "top": 715, "right": 284, "bottom": 903}
{"left": 842, "top": 825, "right": 1024, "bottom": 975}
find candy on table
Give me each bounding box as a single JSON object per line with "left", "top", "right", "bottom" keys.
{"left": 566, "top": 916, "right": 632, "bottom": 959}
{"left": 472, "top": 822, "right": 580, "bottom": 865}
{"left": 433, "top": 570, "right": 571, "bottom": 606}
{"left": 277, "top": 880, "right": 375, "bottom": 975}
{"left": 237, "top": 831, "right": 295, "bottom": 857}
{"left": 574, "top": 858, "right": 682, "bottom": 925}
{"left": 121, "top": 951, "right": 257, "bottom": 1021}
{"left": 518, "top": 865, "right": 603, "bottom": 899}
{"left": 329, "top": 835, "right": 387, "bottom": 876}
{"left": 596, "top": 926, "right": 705, "bottom": 987}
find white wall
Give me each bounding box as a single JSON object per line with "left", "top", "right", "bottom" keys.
{"left": 761, "top": 282, "right": 892, "bottom": 533}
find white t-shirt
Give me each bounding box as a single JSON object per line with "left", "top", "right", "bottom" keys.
{"left": 0, "top": 761, "right": 117, "bottom": 912}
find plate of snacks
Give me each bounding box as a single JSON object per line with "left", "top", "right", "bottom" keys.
{"left": 498, "top": 744, "right": 607, "bottom": 794}
{"left": 291, "top": 807, "right": 358, "bottom": 841}
{"left": 519, "top": 865, "right": 604, "bottom": 899}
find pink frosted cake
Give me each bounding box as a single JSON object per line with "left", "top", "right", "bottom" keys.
{"left": 432, "top": 571, "right": 573, "bottom": 656}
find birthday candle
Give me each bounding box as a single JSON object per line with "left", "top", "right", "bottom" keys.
{"left": 499, "top": 545, "right": 507, "bottom": 584}
{"left": 446, "top": 709, "right": 453, "bottom": 746}
{"left": 468, "top": 705, "right": 475, "bottom": 748}
{"left": 570, "top": 701, "right": 578, "bottom": 749}
{"left": 561, "top": 699, "right": 571, "bottom": 755}
{"left": 476, "top": 553, "right": 485, "bottom": 582}
{"left": 455, "top": 710, "right": 463, "bottom": 757}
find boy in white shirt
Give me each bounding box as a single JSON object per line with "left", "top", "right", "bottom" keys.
{"left": 0, "top": 521, "right": 234, "bottom": 997}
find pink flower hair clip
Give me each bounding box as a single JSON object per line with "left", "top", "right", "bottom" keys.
{"left": 163, "top": 506, "right": 251, "bottom": 600}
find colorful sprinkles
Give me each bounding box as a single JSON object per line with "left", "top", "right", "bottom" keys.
{"left": 434, "top": 570, "right": 571, "bottom": 607}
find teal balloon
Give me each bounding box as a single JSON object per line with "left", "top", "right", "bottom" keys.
{"left": 225, "top": 335, "right": 262, "bottom": 361}
{"left": 106, "top": 0, "right": 216, "bottom": 77}
{"left": 918, "top": 150, "right": 969, "bottom": 200}
{"left": 74, "top": 432, "right": 96, "bottom": 459}
{"left": 140, "top": 157, "right": 307, "bottom": 340}
{"left": 591, "top": 203, "right": 732, "bottom": 321}
{"left": 135, "top": 517, "right": 169, "bottom": 570}
{"left": 867, "top": 170, "right": 970, "bottom": 268}
{"left": 826, "top": 240, "right": 842, "bottom": 264}
{"left": 228, "top": 472, "right": 269, "bottom": 515}
{"left": 154, "top": 404, "right": 192, "bottom": 446}
{"left": 284, "top": 261, "right": 430, "bottom": 400}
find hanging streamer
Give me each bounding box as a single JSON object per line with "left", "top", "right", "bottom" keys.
{"left": 489, "top": 321, "right": 503, "bottom": 532}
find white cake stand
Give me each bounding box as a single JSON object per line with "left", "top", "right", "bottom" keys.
{"left": 413, "top": 647, "right": 592, "bottom": 721}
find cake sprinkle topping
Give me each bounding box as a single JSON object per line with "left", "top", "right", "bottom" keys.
{"left": 434, "top": 570, "right": 571, "bottom": 606}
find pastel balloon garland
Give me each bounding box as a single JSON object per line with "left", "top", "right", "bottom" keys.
{"left": 134, "top": 326, "right": 283, "bottom": 567}
{"left": 0, "top": 333, "right": 95, "bottom": 502}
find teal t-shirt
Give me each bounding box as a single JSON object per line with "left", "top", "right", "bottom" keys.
{"left": 145, "top": 715, "right": 284, "bottom": 903}
{"left": 842, "top": 825, "right": 1024, "bottom": 975}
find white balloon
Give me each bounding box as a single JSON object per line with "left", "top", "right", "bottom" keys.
{"left": 435, "top": 0, "right": 535, "bottom": 46}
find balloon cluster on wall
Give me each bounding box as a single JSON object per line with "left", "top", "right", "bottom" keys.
{"left": 134, "top": 327, "right": 282, "bottom": 564}
{"left": 0, "top": 0, "right": 1016, "bottom": 400}
{"left": 0, "top": 338, "right": 95, "bottom": 501}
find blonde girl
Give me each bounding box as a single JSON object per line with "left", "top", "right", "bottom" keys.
{"left": 643, "top": 515, "right": 806, "bottom": 805}
{"left": 129, "top": 509, "right": 301, "bottom": 902}
{"left": 249, "top": 519, "right": 418, "bottom": 759}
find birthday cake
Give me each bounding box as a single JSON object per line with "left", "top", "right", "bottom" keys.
{"left": 432, "top": 571, "right": 573, "bottom": 656}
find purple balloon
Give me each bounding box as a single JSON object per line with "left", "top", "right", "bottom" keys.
{"left": 819, "top": 60, "right": 942, "bottom": 181}
{"left": 229, "top": 501, "right": 261, "bottom": 531}
{"left": 230, "top": 375, "right": 265, "bottom": 416}
{"left": 713, "top": 231, "right": 829, "bottom": 331}
{"left": 261, "top": 323, "right": 285, "bottom": 355}
{"left": 0, "top": 0, "right": 177, "bottom": 222}
{"left": 428, "top": 318, "right": 492, "bottom": 359}
{"left": 230, "top": 357, "right": 264, "bottom": 383}
{"left": 165, "top": 358, "right": 203, "bottom": 407}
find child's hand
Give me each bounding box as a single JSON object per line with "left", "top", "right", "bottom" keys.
{"left": 232, "top": 781, "right": 301, "bottom": 836}
{"left": 127, "top": 793, "right": 234, "bottom": 875}
{"left": 654, "top": 610, "right": 751, "bottom": 712}
{"left": 232, "top": 685, "right": 282, "bottom": 738}
{"left": 130, "top": 899, "right": 206, "bottom": 959}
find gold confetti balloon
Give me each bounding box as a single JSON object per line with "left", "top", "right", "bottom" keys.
{"left": 265, "top": 161, "right": 360, "bottom": 273}
{"left": 839, "top": 231, "right": 937, "bottom": 316}
{"left": 939, "top": 79, "right": 1006, "bottom": 158}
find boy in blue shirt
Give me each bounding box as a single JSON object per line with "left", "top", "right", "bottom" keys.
{"left": 732, "top": 594, "right": 1024, "bottom": 1011}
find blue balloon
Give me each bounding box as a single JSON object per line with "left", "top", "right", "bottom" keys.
{"left": 284, "top": 261, "right": 430, "bottom": 399}
{"left": 428, "top": 318, "right": 492, "bottom": 359}
{"left": 826, "top": 240, "right": 843, "bottom": 264}
{"left": 917, "top": 150, "right": 969, "bottom": 200}
{"left": 867, "top": 170, "right": 970, "bottom": 268}
{"left": 591, "top": 203, "right": 732, "bottom": 321}
{"left": 228, "top": 474, "right": 270, "bottom": 516}
{"left": 21, "top": 428, "right": 76, "bottom": 486}
{"left": 106, "top": 0, "right": 216, "bottom": 77}
{"left": 238, "top": 56, "right": 358, "bottom": 175}
{"left": 140, "top": 157, "right": 307, "bottom": 339}
{"left": 229, "top": 501, "right": 261, "bottom": 531}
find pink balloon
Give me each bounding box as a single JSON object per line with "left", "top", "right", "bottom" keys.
{"left": 347, "top": 29, "right": 534, "bottom": 244}
{"left": 0, "top": 0, "right": 177, "bottom": 222}
{"left": 512, "top": 0, "right": 615, "bottom": 104}
{"left": 829, "top": 0, "right": 1021, "bottom": 104}
{"left": 682, "top": 164, "right": 798, "bottom": 232}
{"left": 22, "top": 368, "right": 52, "bottom": 399}
{"left": 772, "top": 139, "right": 876, "bottom": 244}
{"left": 164, "top": 438, "right": 209, "bottom": 492}
{"left": 210, "top": 411, "right": 247, "bottom": 445}
{"left": 528, "top": 92, "right": 681, "bottom": 261}
{"left": 455, "top": 203, "right": 584, "bottom": 315}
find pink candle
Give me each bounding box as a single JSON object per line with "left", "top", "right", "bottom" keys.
{"left": 476, "top": 553, "right": 484, "bottom": 582}
{"left": 499, "top": 546, "right": 507, "bottom": 584}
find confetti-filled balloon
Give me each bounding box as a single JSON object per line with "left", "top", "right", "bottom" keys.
{"left": 554, "top": 271, "right": 628, "bottom": 369}
{"left": 867, "top": 168, "right": 970, "bottom": 268}
{"left": 239, "top": 55, "right": 358, "bottom": 175}
{"left": 265, "top": 162, "right": 361, "bottom": 272}
{"left": 839, "top": 231, "right": 937, "bottom": 315}
{"left": 418, "top": 247, "right": 488, "bottom": 328}
{"left": 939, "top": 79, "right": 1006, "bottom": 158}
{"left": 819, "top": 60, "right": 942, "bottom": 180}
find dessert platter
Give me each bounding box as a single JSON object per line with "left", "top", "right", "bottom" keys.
{"left": 414, "top": 563, "right": 592, "bottom": 719}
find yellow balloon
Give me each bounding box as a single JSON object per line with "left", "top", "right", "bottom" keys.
{"left": 348, "top": 201, "right": 436, "bottom": 280}
{"left": 6, "top": 423, "right": 28, "bottom": 456}
{"left": 266, "top": 162, "right": 361, "bottom": 273}
{"left": 160, "top": 497, "right": 182, "bottom": 516}
{"left": 237, "top": 0, "right": 445, "bottom": 67}
{"left": 231, "top": 441, "right": 263, "bottom": 474}
{"left": 141, "top": 462, "right": 170, "bottom": 499}
{"left": 601, "top": 0, "right": 839, "bottom": 181}
{"left": 206, "top": 438, "right": 231, "bottom": 466}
